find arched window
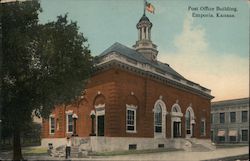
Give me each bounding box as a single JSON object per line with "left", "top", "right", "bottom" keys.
{"left": 173, "top": 107, "right": 178, "bottom": 112}
{"left": 186, "top": 110, "right": 191, "bottom": 134}
{"left": 185, "top": 106, "right": 195, "bottom": 136}
{"left": 154, "top": 104, "right": 162, "bottom": 133}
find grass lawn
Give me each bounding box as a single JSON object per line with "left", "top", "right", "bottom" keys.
{"left": 22, "top": 147, "right": 48, "bottom": 156}
{"left": 89, "top": 148, "right": 183, "bottom": 156}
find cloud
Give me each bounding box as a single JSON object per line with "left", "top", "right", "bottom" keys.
{"left": 159, "top": 14, "right": 249, "bottom": 101}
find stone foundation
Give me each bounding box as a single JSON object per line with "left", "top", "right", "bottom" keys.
{"left": 42, "top": 137, "right": 215, "bottom": 152}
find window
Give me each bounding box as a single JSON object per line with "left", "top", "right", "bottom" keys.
{"left": 241, "top": 130, "right": 248, "bottom": 141}
{"left": 218, "top": 130, "right": 225, "bottom": 142}
{"left": 49, "top": 116, "right": 55, "bottom": 134}
{"left": 241, "top": 111, "right": 248, "bottom": 122}
{"left": 200, "top": 119, "right": 206, "bottom": 136}
{"left": 230, "top": 136, "right": 236, "bottom": 142}
{"left": 219, "top": 113, "right": 225, "bottom": 124}
{"left": 211, "top": 114, "right": 213, "bottom": 124}
{"left": 154, "top": 104, "right": 162, "bottom": 133}
{"left": 219, "top": 136, "right": 225, "bottom": 142}
{"left": 126, "top": 106, "right": 137, "bottom": 132}
{"left": 158, "top": 144, "right": 164, "bottom": 148}
{"left": 230, "top": 112, "right": 236, "bottom": 123}
{"left": 129, "top": 144, "right": 137, "bottom": 150}
{"left": 173, "top": 107, "right": 178, "bottom": 112}
{"left": 186, "top": 111, "right": 191, "bottom": 134}
{"left": 66, "top": 114, "right": 73, "bottom": 133}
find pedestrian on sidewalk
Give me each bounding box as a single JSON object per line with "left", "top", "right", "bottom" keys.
{"left": 65, "top": 136, "right": 71, "bottom": 159}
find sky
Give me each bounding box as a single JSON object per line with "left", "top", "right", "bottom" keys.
{"left": 39, "top": 0, "right": 249, "bottom": 101}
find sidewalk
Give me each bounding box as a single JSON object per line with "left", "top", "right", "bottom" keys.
{"left": 1, "top": 146, "right": 248, "bottom": 161}
{"left": 105, "top": 146, "right": 249, "bottom": 161}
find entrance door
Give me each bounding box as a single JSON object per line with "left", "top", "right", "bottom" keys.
{"left": 97, "top": 115, "right": 104, "bottom": 136}
{"left": 173, "top": 122, "right": 179, "bottom": 138}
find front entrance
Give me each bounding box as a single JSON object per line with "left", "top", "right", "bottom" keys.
{"left": 97, "top": 115, "right": 104, "bottom": 136}
{"left": 173, "top": 121, "right": 181, "bottom": 138}
{"left": 171, "top": 103, "right": 183, "bottom": 138}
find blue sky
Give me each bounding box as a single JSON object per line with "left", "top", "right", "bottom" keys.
{"left": 39, "top": 0, "right": 249, "bottom": 101}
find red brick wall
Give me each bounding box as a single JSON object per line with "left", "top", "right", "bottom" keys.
{"left": 42, "top": 67, "right": 211, "bottom": 139}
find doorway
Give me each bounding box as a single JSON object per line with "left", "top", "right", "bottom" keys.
{"left": 173, "top": 121, "right": 181, "bottom": 138}
{"left": 97, "top": 115, "right": 104, "bottom": 136}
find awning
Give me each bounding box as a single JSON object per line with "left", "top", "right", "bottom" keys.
{"left": 217, "top": 130, "right": 225, "bottom": 136}
{"left": 228, "top": 130, "right": 237, "bottom": 136}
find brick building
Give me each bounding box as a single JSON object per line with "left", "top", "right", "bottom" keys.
{"left": 41, "top": 14, "right": 214, "bottom": 152}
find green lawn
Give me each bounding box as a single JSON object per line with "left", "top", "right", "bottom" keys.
{"left": 22, "top": 147, "right": 47, "bottom": 156}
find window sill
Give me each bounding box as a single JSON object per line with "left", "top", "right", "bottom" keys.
{"left": 126, "top": 130, "right": 137, "bottom": 133}
{"left": 66, "top": 132, "right": 73, "bottom": 134}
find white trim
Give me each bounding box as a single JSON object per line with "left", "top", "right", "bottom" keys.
{"left": 49, "top": 114, "right": 55, "bottom": 117}
{"left": 185, "top": 106, "right": 195, "bottom": 138}
{"left": 95, "top": 105, "right": 105, "bottom": 136}
{"left": 49, "top": 115, "right": 55, "bottom": 135}
{"left": 126, "top": 104, "right": 138, "bottom": 110}
{"left": 171, "top": 103, "right": 183, "bottom": 138}
{"left": 65, "top": 110, "right": 73, "bottom": 114}
{"left": 96, "top": 53, "right": 211, "bottom": 95}
{"left": 126, "top": 105, "right": 137, "bottom": 133}
{"left": 171, "top": 103, "right": 182, "bottom": 114}
{"left": 66, "top": 113, "right": 73, "bottom": 134}
{"left": 95, "top": 104, "right": 105, "bottom": 109}
{"left": 153, "top": 99, "right": 167, "bottom": 138}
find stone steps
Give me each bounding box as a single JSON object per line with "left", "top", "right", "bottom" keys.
{"left": 185, "top": 138, "right": 215, "bottom": 152}
{"left": 71, "top": 146, "right": 79, "bottom": 158}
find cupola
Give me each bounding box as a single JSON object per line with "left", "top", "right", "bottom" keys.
{"left": 133, "top": 14, "right": 158, "bottom": 61}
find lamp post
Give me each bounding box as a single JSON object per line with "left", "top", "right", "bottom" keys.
{"left": 89, "top": 110, "right": 96, "bottom": 136}
{"left": 72, "top": 113, "right": 78, "bottom": 136}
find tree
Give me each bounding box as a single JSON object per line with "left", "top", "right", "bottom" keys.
{"left": 1, "top": 1, "right": 93, "bottom": 160}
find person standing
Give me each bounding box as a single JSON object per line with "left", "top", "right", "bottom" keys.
{"left": 65, "top": 137, "right": 71, "bottom": 159}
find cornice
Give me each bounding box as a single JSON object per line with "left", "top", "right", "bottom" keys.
{"left": 94, "top": 58, "right": 214, "bottom": 100}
